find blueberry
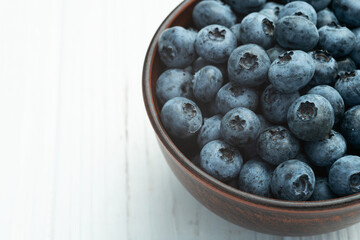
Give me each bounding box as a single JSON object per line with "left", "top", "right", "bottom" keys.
{"left": 228, "top": 44, "right": 271, "bottom": 87}
{"left": 240, "top": 13, "right": 276, "bottom": 49}
{"left": 287, "top": 94, "right": 334, "bottom": 141}
{"left": 318, "top": 23, "right": 356, "bottom": 58}
{"left": 304, "top": 130, "right": 347, "bottom": 167}
{"left": 317, "top": 8, "right": 339, "bottom": 28}
{"left": 192, "top": 0, "right": 237, "bottom": 29}
{"left": 308, "top": 85, "right": 345, "bottom": 124}
{"left": 259, "top": 8, "right": 279, "bottom": 22}
{"left": 350, "top": 34, "right": 360, "bottom": 67}
{"left": 224, "top": 0, "right": 266, "bottom": 14}
{"left": 193, "top": 65, "right": 223, "bottom": 103}
{"left": 275, "top": 16, "right": 319, "bottom": 51}
{"left": 195, "top": 24, "right": 237, "bottom": 64}
{"left": 332, "top": 0, "right": 360, "bottom": 27}
{"left": 309, "top": 177, "right": 337, "bottom": 201}
{"left": 200, "top": 140, "right": 243, "bottom": 181}
{"left": 158, "top": 26, "right": 197, "bottom": 68}
{"left": 279, "top": 1, "right": 317, "bottom": 25}
{"left": 341, "top": 105, "right": 360, "bottom": 149}
{"left": 308, "top": 50, "right": 338, "bottom": 87}
{"left": 197, "top": 115, "right": 223, "bottom": 149}
{"left": 160, "top": 97, "right": 203, "bottom": 139}
{"left": 337, "top": 57, "right": 357, "bottom": 73}
{"left": 156, "top": 69, "right": 194, "bottom": 105}
{"left": 221, "top": 107, "right": 260, "bottom": 147}
{"left": 230, "top": 23, "right": 242, "bottom": 45}
{"left": 192, "top": 57, "right": 227, "bottom": 77}
{"left": 268, "top": 51, "right": 315, "bottom": 93}
{"left": 262, "top": 2, "right": 284, "bottom": 12}
{"left": 261, "top": 84, "right": 300, "bottom": 124}
{"left": 215, "top": 82, "right": 259, "bottom": 115}
{"left": 295, "top": 152, "right": 312, "bottom": 166}
{"left": 308, "top": 0, "right": 331, "bottom": 11}
{"left": 271, "top": 160, "right": 315, "bottom": 201}
{"left": 238, "top": 158, "right": 273, "bottom": 197}
{"left": 257, "top": 126, "right": 300, "bottom": 166}
{"left": 266, "top": 45, "right": 286, "bottom": 63}
{"left": 335, "top": 70, "right": 360, "bottom": 107}
{"left": 329, "top": 155, "right": 360, "bottom": 196}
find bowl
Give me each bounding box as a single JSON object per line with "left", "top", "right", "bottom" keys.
{"left": 142, "top": 0, "right": 360, "bottom": 236}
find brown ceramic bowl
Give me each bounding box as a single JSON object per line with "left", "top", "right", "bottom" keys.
{"left": 142, "top": 0, "right": 360, "bottom": 236}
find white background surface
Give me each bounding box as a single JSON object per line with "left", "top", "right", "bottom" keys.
{"left": 0, "top": 0, "right": 359, "bottom": 239}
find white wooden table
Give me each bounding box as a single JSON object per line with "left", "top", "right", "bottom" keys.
{"left": 0, "top": 0, "right": 359, "bottom": 239}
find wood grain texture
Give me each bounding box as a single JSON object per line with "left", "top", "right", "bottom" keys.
{"left": 0, "top": 0, "right": 359, "bottom": 239}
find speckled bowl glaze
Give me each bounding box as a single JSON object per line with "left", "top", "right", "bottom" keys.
{"left": 142, "top": 0, "right": 360, "bottom": 236}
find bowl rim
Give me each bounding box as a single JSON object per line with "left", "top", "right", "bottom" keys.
{"left": 142, "top": 0, "right": 360, "bottom": 211}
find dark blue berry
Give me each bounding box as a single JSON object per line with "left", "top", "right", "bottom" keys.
{"left": 332, "top": 0, "right": 360, "bottom": 27}
{"left": 279, "top": 1, "right": 317, "bottom": 25}
{"left": 350, "top": 33, "right": 360, "bottom": 67}
{"left": 309, "top": 177, "right": 337, "bottom": 201}
{"left": 335, "top": 70, "right": 360, "bottom": 107}
{"left": 197, "top": 115, "right": 222, "bottom": 149}
{"left": 192, "top": 57, "right": 227, "bottom": 77}
{"left": 160, "top": 97, "right": 203, "bottom": 139}
{"left": 156, "top": 69, "right": 194, "bottom": 105}
{"left": 337, "top": 57, "right": 357, "bottom": 73}
{"left": 269, "top": 51, "right": 315, "bottom": 93}
{"left": 193, "top": 65, "right": 223, "bottom": 103}
{"left": 230, "top": 23, "right": 242, "bottom": 45}
{"left": 329, "top": 155, "right": 360, "bottom": 196}
{"left": 200, "top": 140, "right": 243, "bottom": 181}
{"left": 215, "top": 82, "right": 259, "bottom": 115}
{"left": 261, "top": 84, "right": 300, "bottom": 124}
{"left": 257, "top": 126, "right": 300, "bottom": 166}
{"left": 259, "top": 8, "right": 279, "bottom": 22}
{"left": 266, "top": 45, "right": 286, "bottom": 63}
{"left": 224, "top": 0, "right": 266, "bottom": 14}
{"left": 317, "top": 8, "right": 339, "bottom": 28}
{"left": 192, "top": 0, "right": 236, "bottom": 29}
{"left": 308, "top": 85, "right": 345, "bottom": 124}
{"left": 158, "top": 26, "right": 197, "bottom": 68}
{"left": 271, "top": 160, "right": 315, "bottom": 201}
{"left": 308, "top": 50, "right": 338, "bottom": 87}
{"left": 221, "top": 107, "right": 260, "bottom": 147}
{"left": 238, "top": 158, "right": 273, "bottom": 197}
{"left": 287, "top": 94, "right": 334, "bottom": 141}
{"left": 240, "top": 13, "right": 276, "bottom": 49}
{"left": 318, "top": 23, "right": 356, "bottom": 58}
{"left": 195, "top": 24, "right": 237, "bottom": 64}
{"left": 341, "top": 105, "right": 360, "bottom": 149}
{"left": 304, "top": 130, "right": 347, "bottom": 167}
{"left": 228, "top": 44, "right": 271, "bottom": 87}
{"left": 275, "top": 16, "right": 319, "bottom": 51}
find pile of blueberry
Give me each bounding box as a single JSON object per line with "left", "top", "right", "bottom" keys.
{"left": 156, "top": 0, "right": 360, "bottom": 201}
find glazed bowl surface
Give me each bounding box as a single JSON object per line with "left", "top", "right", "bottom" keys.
{"left": 142, "top": 0, "right": 360, "bottom": 236}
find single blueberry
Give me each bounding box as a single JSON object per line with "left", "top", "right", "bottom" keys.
{"left": 195, "top": 24, "right": 237, "bottom": 64}
{"left": 200, "top": 140, "right": 243, "bottom": 181}
{"left": 156, "top": 69, "right": 194, "bottom": 105}
{"left": 329, "top": 155, "right": 360, "bottom": 196}
{"left": 257, "top": 126, "right": 300, "bottom": 166}
{"left": 335, "top": 70, "right": 360, "bottom": 107}
{"left": 238, "top": 158, "right": 273, "bottom": 197}
{"left": 268, "top": 50, "right": 315, "bottom": 93}
{"left": 332, "top": 0, "right": 360, "bottom": 27}
{"left": 271, "top": 160, "right": 315, "bottom": 201}
{"left": 158, "top": 26, "right": 197, "bottom": 68}
{"left": 197, "top": 115, "right": 223, "bottom": 149}
{"left": 221, "top": 107, "right": 260, "bottom": 147}
{"left": 317, "top": 8, "right": 339, "bottom": 28}
{"left": 192, "top": 57, "right": 227, "bottom": 77}
{"left": 337, "top": 57, "right": 357, "bottom": 73}
{"left": 230, "top": 23, "right": 242, "bottom": 45}
{"left": 193, "top": 65, "right": 223, "bottom": 103}
{"left": 261, "top": 84, "right": 300, "bottom": 124}
{"left": 224, "top": 0, "right": 266, "bottom": 14}
{"left": 309, "top": 177, "right": 337, "bottom": 201}
{"left": 308, "top": 50, "right": 338, "bottom": 87}
{"left": 287, "top": 94, "right": 334, "bottom": 141}
{"left": 160, "top": 97, "right": 203, "bottom": 139}
{"left": 240, "top": 13, "right": 276, "bottom": 49}
{"left": 215, "top": 82, "right": 259, "bottom": 115}
{"left": 308, "top": 85, "right": 345, "bottom": 124}
{"left": 304, "top": 130, "right": 347, "bottom": 167}
{"left": 228, "top": 44, "right": 271, "bottom": 87}
{"left": 279, "top": 1, "right": 317, "bottom": 25}
{"left": 318, "top": 23, "right": 356, "bottom": 58}
{"left": 266, "top": 45, "right": 286, "bottom": 63}
{"left": 192, "top": 0, "right": 237, "bottom": 29}
{"left": 341, "top": 105, "right": 360, "bottom": 149}
{"left": 275, "top": 16, "right": 319, "bottom": 51}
